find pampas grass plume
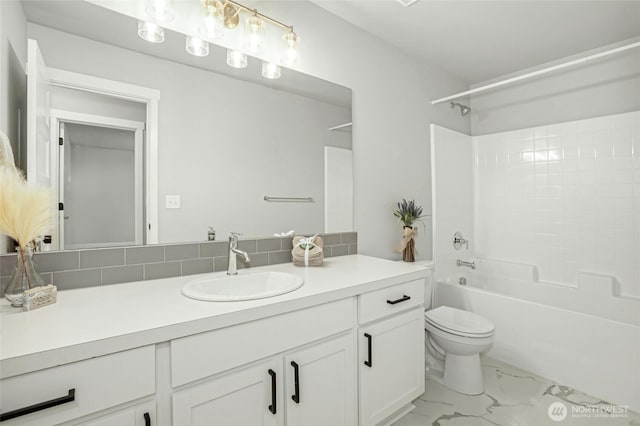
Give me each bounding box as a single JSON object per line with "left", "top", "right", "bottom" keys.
{"left": 0, "top": 166, "right": 52, "bottom": 249}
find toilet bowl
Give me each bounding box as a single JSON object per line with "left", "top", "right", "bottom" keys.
{"left": 424, "top": 306, "right": 495, "bottom": 395}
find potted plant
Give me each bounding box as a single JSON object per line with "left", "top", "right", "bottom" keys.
{"left": 393, "top": 199, "right": 426, "bottom": 262}
{"left": 0, "top": 165, "right": 52, "bottom": 306}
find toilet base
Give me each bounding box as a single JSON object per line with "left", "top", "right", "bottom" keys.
{"left": 443, "top": 353, "right": 483, "bottom": 395}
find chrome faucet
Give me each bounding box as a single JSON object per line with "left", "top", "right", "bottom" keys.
{"left": 457, "top": 259, "right": 476, "bottom": 270}
{"left": 227, "top": 232, "right": 250, "bottom": 275}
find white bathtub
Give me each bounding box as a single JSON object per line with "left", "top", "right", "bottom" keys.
{"left": 433, "top": 264, "right": 640, "bottom": 412}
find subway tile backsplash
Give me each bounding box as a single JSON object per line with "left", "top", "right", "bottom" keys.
{"left": 0, "top": 232, "right": 357, "bottom": 293}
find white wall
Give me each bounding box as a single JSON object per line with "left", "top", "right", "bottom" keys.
{"left": 430, "top": 125, "right": 473, "bottom": 282}
{"left": 51, "top": 87, "right": 146, "bottom": 122}
{"left": 28, "top": 23, "right": 352, "bottom": 243}
{"left": 470, "top": 40, "right": 640, "bottom": 136}
{"left": 474, "top": 111, "right": 640, "bottom": 299}
{"left": 0, "top": 0, "right": 27, "bottom": 254}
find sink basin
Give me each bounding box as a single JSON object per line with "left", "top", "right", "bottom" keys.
{"left": 182, "top": 271, "right": 304, "bottom": 302}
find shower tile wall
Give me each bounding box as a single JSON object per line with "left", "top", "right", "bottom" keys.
{"left": 474, "top": 111, "right": 640, "bottom": 298}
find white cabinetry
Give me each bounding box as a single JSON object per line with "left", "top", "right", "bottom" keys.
{"left": 71, "top": 402, "right": 155, "bottom": 426}
{"left": 284, "top": 334, "right": 356, "bottom": 426}
{"left": 0, "top": 346, "right": 155, "bottom": 426}
{"left": 358, "top": 280, "right": 425, "bottom": 426}
{"left": 172, "top": 333, "right": 355, "bottom": 426}
{"left": 172, "top": 359, "right": 282, "bottom": 426}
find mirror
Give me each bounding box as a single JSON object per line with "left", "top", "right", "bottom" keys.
{"left": 4, "top": 0, "right": 353, "bottom": 252}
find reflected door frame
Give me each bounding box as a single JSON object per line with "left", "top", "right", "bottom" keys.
{"left": 50, "top": 111, "right": 144, "bottom": 250}
{"left": 46, "top": 67, "right": 160, "bottom": 246}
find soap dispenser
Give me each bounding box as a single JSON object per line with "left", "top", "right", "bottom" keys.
{"left": 207, "top": 227, "right": 216, "bottom": 241}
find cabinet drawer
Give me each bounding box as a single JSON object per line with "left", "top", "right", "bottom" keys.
{"left": 358, "top": 280, "right": 424, "bottom": 324}
{"left": 0, "top": 346, "right": 155, "bottom": 426}
{"left": 171, "top": 298, "right": 354, "bottom": 387}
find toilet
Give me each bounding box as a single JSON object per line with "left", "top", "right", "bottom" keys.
{"left": 421, "top": 272, "right": 495, "bottom": 395}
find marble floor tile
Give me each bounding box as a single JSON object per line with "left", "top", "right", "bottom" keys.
{"left": 393, "top": 356, "right": 640, "bottom": 426}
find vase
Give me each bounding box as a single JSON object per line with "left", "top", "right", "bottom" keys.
{"left": 402, "top": 226, "right": 416, "bottom": 262}
{"left": 4, "top": 246, "right": 45, "bottom": 307}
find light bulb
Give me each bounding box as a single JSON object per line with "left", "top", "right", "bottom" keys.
{"left": 186, "top": 36, "right": 209, "bottom": 57}
{"left": 227, "top": 49, "right": 248, "bottom": 68}
{"left": 200, "top": 14, "right": 223, "bottom": 40}
{"left": 199, "top": 1, "right": 223, "bottom": 40}
{"left": 138, "top": 21, "right": 165, "bottom": 43}
{"left": 261, "top": 61, "right": 281, "bottom": 79}
{"left": 282, "top": 31, "right": 300, "bottom": 66}
{"left": 145, "top": 0, "right": 174, "bottom": 22}
{"left": 243, "top": 15, "right": 265, "bottom": 54}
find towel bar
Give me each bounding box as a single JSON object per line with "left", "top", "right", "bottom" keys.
{"left": 264, "top": 196, "right": 314, "bottom": 202}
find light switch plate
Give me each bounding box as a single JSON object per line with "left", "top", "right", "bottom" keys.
{"left": 165, "top": 195, "right": 181, "bottom": 209}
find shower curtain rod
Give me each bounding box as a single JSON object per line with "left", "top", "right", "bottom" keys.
{"left": 431, "top": 40, "right": 640, "bottom": 105}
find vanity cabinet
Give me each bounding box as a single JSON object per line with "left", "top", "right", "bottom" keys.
{"left": 284, "top": 333, "right": 356, "bottom": 426}
{"left": 71, "top": 402, "right": 155, "bottom": 426}
{"left": 357, "top": 280, "right": 425, "bottom": 426}
{"left": 0, "top": 346, "right": 155, "bottom": 426}
{"left": 172, "top": 359, "right": 281, "bottom": 426}
{"left": 172, "top": 333, "right": 355, "bottom": 426}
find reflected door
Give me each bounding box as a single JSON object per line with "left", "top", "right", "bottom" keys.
{"left": 55, "top": 115, "right": 144, "bottom": 249}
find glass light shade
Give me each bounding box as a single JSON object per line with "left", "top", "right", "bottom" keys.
{"left": 200, "top": 13, "right": 223, "bottom": 40}
{"left": 282, "top": 31, "right": 300, "bottom": 66}
{"left": 243, "top": 15, "right": 265, "bottom": 54}
{"left": 226, "top": 49, "right": 248, "bottom": 68}
{"left": 138, "top": 21, "right": 165, "bottom": 43}
{"left": 186, "top": 36, "right": 209, "bottom": 57}
{"left": 145, "top": 0, "right": 174, "bottom": 22}
{"left": 261, "top": 61, "right": 281, "bottom": 79}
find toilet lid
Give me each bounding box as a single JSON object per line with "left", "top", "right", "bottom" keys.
{"left": 425, "top": 306, "right": 495, "bottom": 336}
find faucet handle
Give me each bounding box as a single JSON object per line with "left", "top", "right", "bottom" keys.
{"left": 230, "top": 232, "right": 242, "bottom": 236}
{"left": 229, "top": 232, "right": 242, "bottom": 243}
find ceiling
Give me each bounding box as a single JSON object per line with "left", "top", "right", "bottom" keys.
{"left": 312, "top": 0, "right": 640, "bottom": 83}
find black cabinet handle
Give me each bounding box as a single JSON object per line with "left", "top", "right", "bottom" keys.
{"left": 0, "top": 388, "right": 75, "bottom": 422}
{"left": 364, "top": 333, "right": 372, "bottom": 367}
{"left": 144, "top": 412, "right": 151, "bottom": 426}
{"left": 387, "top": 295, "right": 411, "bottom": 305}
{"left": 268, "top": 369, "right": 277, "bottom": 415}
{"left": 291, "top": 361, "right": 300, "bottom": 404}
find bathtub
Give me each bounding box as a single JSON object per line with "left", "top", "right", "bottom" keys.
{"left": 432, "top": 260, "right": 640, "bottom": 412}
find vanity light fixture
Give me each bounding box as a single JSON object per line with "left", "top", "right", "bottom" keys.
{"left": 282, "top": 30, "right": 300, "bottom": 66}
{"left": 145, "top": 0, "right": 174, "bottom": 22}
{"left": 261, "top": 61, "right": 281, "bottom": 79}
{"left": 227, "top": 49, "right": 248, "bottom": 68}
{"left": 137, "top": 0, "right": 299, "bottom": 77}
{"left": 243, "top": 13, "right": 265, "bottom": 54}
{"left": 138, "top": 21, "right": 165, "bottom": 43}
{"left": 199, "top": 0, "right": 223, "bottom": 40}
{"left": 186, "top": 36, "right": 210, "bottom": 57}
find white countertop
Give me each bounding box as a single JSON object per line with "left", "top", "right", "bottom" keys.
{"left": 0, "top": 255, "right": 432, "bottom": 378}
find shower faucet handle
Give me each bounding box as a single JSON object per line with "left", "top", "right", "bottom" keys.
{"left": 453, "top": 232, "right": 468, "bottom": 250}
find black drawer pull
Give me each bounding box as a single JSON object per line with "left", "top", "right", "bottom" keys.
{"left": 268, "top": 369, "right": 277, "bottom": 415}
{"left": 144, "top": 412, "right": 151, "bottom": 426}
{"left": 386, "top": 295, "right": 411, "bottom": 305}
{"left": 364, "top": 333, "right": 372, "bottom": 367}
{"left": 291, "top": 361, "right": 300, "bottom": 403}
{"left": 0, "top": 388, "right": 75, "bottom": 422}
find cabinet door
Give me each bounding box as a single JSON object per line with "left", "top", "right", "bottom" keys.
{"left": 71, "top": 402, "right": 155, "bottom": 426}
{"left": 172, "top": 359, "right": 282, "bottom": 426}
{"left": 359, "top": 308, "right": 424, "bottom": 426}
{"left": 285, "top": 334, "right": 356, "bottom": 426}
